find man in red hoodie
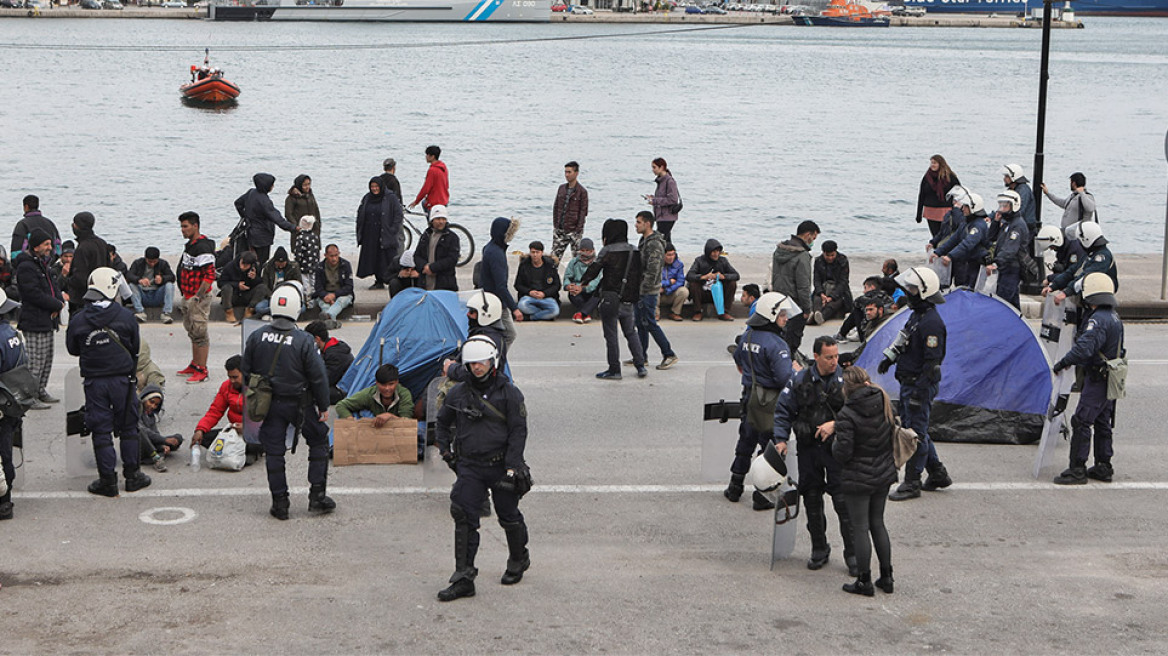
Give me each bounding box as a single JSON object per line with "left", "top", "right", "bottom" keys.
{"left": 192, "top": 355, "right": 245, "bottom": 449}
{"left": 408, "top": 145, "right": 449, "bottom": 215}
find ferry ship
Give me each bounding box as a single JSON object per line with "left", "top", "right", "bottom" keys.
{"left": 901, "top": 0, "right": 1168, "bottom": 16}
{"left": 209, "top": 0, "right": 550, "bottom": 21}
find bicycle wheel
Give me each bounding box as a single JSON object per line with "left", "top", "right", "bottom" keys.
{"left": 401, "top": 226, "right": 414, "bottom": 254}
{"left": 449, "top": 223, "right": 475, "bottom": 267}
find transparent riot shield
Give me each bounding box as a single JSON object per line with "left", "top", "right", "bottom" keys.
{"left": 702, "top": 366, "right": 743, "bottom": 483}
{"left": 1033, "top": 295, "right": 1079, "bottom": 478}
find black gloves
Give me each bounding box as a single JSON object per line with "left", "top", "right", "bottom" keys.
{"left": 496, "top": 465, "right": 533, "bottom": 497}
{"left": 1053, "top": 362, "right": 1067, "bottom": 374}
{"left": 877, "top": 358, "right": 892, "bottom": 375}
{"left": 441, "top": 450, "right": 457, "bottom": 471}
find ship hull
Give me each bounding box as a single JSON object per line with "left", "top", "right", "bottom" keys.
{"left": 210, "top": 0, "right": 550, "bottom": 21}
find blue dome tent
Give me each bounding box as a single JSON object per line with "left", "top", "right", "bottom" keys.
{"left": 853, "top": 289, "right": 1052, "bottom": 445}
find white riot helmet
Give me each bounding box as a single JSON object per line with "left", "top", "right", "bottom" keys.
{"left": 84, "top": 267, "right": 123, "bottom": 302}
{"left": 0, "top": 288, "right": 19, "bottom": 315}
{"left": 1034, "top": 224, "right": 1064, "bottom": 255}
{"left": 748, "top": 441, "right": 788, "bottom": 493}
{"left": 997, "top": 190, "right": 1022, "bottom": 213}
{"left": 946, "top": 185, "right": 970, "bottom": 208}
{"left": 1080, "top": 272, "right": 1117, "bottom": 307}
{"left": 966, "top": 192, "right": 985, "bottom": 214}
{"left": 1001, "top": 163, "right": 1026, "bottom": 183}
{"left": 466, "top": 290, "right": 503, "bottom": 325}
{"left": 461, "top": 335, "right": 499, "bottom": 368}
{"left": 746, "top": 291, "right": 801, "bottom": 328}
{"left": 1071, "top": 221, "right": 1106, "bottom": 249}
{"left": 895, "top": 266, "right": 945, "bottom": 304}
{"left": 269, "top": 282, "right": 304, "bottom": 320}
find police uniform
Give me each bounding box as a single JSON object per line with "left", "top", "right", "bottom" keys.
{"left": 241, "top": 316, "right": 333, "bottom": 517}
{"left": 0, "top": 320, "right": 26, "bottom": 518}
{"left": 990, "top": 213, "right": 1030, "bottom": 309}
{"left": 435, "top": 369, "right": 529, "bottom": 597}
{"left": 936, "top": 211, "right": 988, "bottom": 289}
{"left": 726, "top": 324, "right": 793, "bottom": 505}
{"left": 888, "top": 300, "right": 949, "bottom": 498}
{"left": 1052, "top": 305, "right": 1123, "bottom": 483}
{"left": 773, "top": 363, "right": 854, "bottom": 572}
{"left": 65, "top": 297, "right": 144, "bottom": 494}
{"left": 1049, "top": 243, "right": 1117, "bottom": 298}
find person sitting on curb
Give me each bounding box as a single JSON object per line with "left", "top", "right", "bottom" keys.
{"left": 313, "top": 244, "right": 355, "bottom": 329}
{"left": 127, "top": 246, "right": 176, "bottom": 324}
{"left": 514, "top": 241, "right": 561, "bottom": 322}
{"left": 685, "top": 239, "right": 739, "bottom": 321}
{"left": 389, "top": 252, "right": 424, "bottom": 298}
{"left": 138, "top": 384, "right": 182, "bottom": 472}
{"left": 305, "top": 320, "right": 354, "bottom": 405}
{"left": 335, "top": 364, "right": 415, "bottom": 425}
{"left": 219, "top": 250, "right": 263, "bottom": 325}
{"left": 255, "top": 247, "right": 301, "bottom": 317}
{"left": 658, "top": 244, "right": 688, "bottom": 321}
{"left": 564, "top": 237, "right": 601, "bottom": 324}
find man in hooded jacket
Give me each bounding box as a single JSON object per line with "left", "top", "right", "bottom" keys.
{"left": 771, "top": 221, "right": 819, "bottom": 354}
{"left": 234, "top": 172, "right": 297, "bottom": 266}
{"left": 480, "top": 217, "right": 524, "bottom": 348}
{"left": 66, "top": 212, "right": 109, "bottom": 317}
{"left": 581, "top": 219, "right": 646, "bottom": 379}
{"left": 685, "top": 239, "right": 739, "bottom": 322}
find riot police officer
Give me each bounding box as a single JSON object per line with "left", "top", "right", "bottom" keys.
{"left": 932, "top": 191, "right": 989, "bottom": 289}
{"left": 241, "top": 283, "right": 335, "bottom": 520}
{"left": 435, "top": 336, "right": 531, "bottom": 602}
{"left": 65, "top": 268, "right": 149, "bottom": 497}
{"left": 773, "top": 335, "right": 856, "bottom": 576}
{"left": 879, "top": 267, "right": 951, "bottom": 501}
{"left": 725, "top": 292, "right": 798, "bottom": 510}
{"left": 0, "top": 289, "right": 27, "bottom": 519}
{"left": 1052, "top": 273, "right": 1124, "bottom": 485}
{"left": 985, "top": 190, "right": 1030, "bottom": 309}
{"left": 1044, "top": 221, "right": 1117, "bottom": 303}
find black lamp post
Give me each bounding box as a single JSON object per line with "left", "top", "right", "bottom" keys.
{"left": 1032, "top": 0, "right": 1056, "bottom": 227}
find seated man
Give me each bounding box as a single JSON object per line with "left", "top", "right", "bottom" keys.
{"left": 136, "top": 338, "right": 166, "bottom": 392}
{"left": 810, "top": 240, "right": 852, "bottom": 325}
{"left": 881, "top": 258, "right": 906, "bottom": 307}
{"left": 658, "top": 244, "right": 689, "bottom": 321}
{"left": 836, "top": 276, "right": 882, "bottom": 342}
{"left": 128, "top": 246, "right": 176, "bottom": 324}
{"left": 191, "top": 355, "right": 260, "bottom": 464}
{"left": 388, "top": 252, "right": 424, "bottom": 299}
{"left": 138, "top": 384, "right": 183, "bottom": 472}
{"left": 563, "top": 237, "right": 601, "bottom": 324}
{"left": 514, "top": 240, "right": 561, "bottom": 321}
{"left": 840, "top": 295, "right": 894, "bottom": 368}
{"left": 313, "top": 243, "right": 355, "bottom": 329}
{"left": 335, "top": 364, "right": 415, "bottom": 425}
{"left": 255, "top": 247, "right": 301, "bottom": 317}
{"left": 305, "top": 320, "right": 354, "bottom": 405}
{"left": 740, "top": 283, "right": 761, "bottom": 316}
{"left": 685, "top": 239, "right": 739, "bottom": 321}
{"left": 219, "top": 250, "right": 263, "bottom": 324}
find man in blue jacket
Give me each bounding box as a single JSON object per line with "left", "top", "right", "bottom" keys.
{"left": 658, "top": 244, "right": 688, "bottom": 321}
{"left": 932, "top": 191, "right": 988, "bottom": 289}
{"left": 66, "top": 267, "right": 149, "bottom": 497}
{"left": 985, "top": 190, "right": 1030, "bottom": 309}
{"left": 480, "top": 217, "right": 524, "bottom": 348}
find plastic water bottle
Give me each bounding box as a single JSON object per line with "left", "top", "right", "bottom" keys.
{"left": 190, "top": 444, "right": 202, "bottom": 472}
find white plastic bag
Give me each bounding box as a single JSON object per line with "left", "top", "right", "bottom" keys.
{"left": 974, "top": 267, "right": 998, "bottom": 297}
{"left": 205, "top": 428, "right": 247, "bottom": 472}
{"left": 927, "top": 256, "right": 952, "bottom": 288}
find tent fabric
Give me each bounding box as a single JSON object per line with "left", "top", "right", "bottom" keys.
{"left": 853, "top": 289, "right": 1051, "bottom": 445}
{"left": 338, "top": 288, "right": 467, "bottom": 401}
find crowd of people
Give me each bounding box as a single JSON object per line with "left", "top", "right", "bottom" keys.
{"left": 0, "top": 150, "right": 1126, "bottom": 602}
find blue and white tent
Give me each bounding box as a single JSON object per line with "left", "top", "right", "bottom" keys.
{"left": 854, "top": 289, "right": 1052, "bottom": 445}
{"left": 338, "top": 288, "right": 467, "bottom": 402}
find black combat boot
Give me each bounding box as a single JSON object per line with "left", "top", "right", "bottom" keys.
{"left": 438, "top": 577, "right": 476, "bottom": 602}
{"left": 270, "top": 493, "right": 290, "bottom": 520}
{"left": 875, "top": 566, "right": 895, "bottom": 594}
{"left": 500, "top": 520, "right": 530, "bottom": 585}
{"left": 439, "top": 507, "right": 477, "bottom": 601}
{"left": 921, "top": 463, "right": 953, "bottom": 491}
{"left": 724, "top": 474, "right": 745, "bottom": 503}
{"left": 1086, "top": 462, "right": 1113, "bottom": 482}
{"left": 804, "top": 493, "right": 831, "bottom": 570}
{"left": 309, "top": 484, "right": 337, "bottom": 513}
{"left": 832, "top": 496, "right": 858, "bottom": 577}
{"left": 842, "top": 571, "right": 875, "bottom": 597}
{"left": 0, "top": 489, "right": 12, "bottom": 521}
{"left": 87, "top": 473, "right": 119, "bottom": 498}
{"left": 124, "top": 468, "right": 152, "bottom": 493}
{"left": 752, "top": 490, "right": 775, "bottom": 511}
{"left": 889, "top": 469, "right": 922, "bottom": 501}
{"left": 1053, "top": 466, "right": 1088, "bottom": 485}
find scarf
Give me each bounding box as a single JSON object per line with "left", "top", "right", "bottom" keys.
{"left": 925, "top": 169, "right": 948, "bottom": 201}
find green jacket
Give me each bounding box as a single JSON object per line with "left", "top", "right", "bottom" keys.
{"left": 564, "top": 256, "right": 602, "bottom": 294}
{"left": 335, "top": 384, "right": 415, "bottom": 419}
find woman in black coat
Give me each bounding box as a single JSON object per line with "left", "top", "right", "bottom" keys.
{"left": 916, "top": 154, "right": 960, "bottom": 238}
{"left": 355, "top": 177, "right": 404, "bottom": 289}
{"left": 831, "top": 366, "right": 898, "bottom": 596}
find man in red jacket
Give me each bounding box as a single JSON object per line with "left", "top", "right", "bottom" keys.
{"left": 408, "top": 145, "right": 449, "bottom": 214}
{"left": 192, "top": 355, "right": 245, "bottom": 449}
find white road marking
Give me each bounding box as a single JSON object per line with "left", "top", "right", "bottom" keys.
{"left": 138, "top": 506, "right": 198, "bottom": 525}
{"left": 15, "top": 481, "right": 1168, "bottom": 500}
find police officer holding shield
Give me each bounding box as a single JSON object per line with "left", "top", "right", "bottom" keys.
{"left": 435, "top": 336, "right": 531, "bottom": 601}
{"left": 66, "top": 268, "right": 149, "bottom": 497}
{"left": 241, "top": 283, "right": 335, "bottom": 520}
{"left": 879, "top": 267, "right": 952, "bottom": 501}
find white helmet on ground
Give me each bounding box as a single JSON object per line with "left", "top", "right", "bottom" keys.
{"left": 997, "top": 190, "right": 1022, "bottom": 213}
{"left": 0, "top": 288, "right": 19, "bottom": 315}
{"left": 746, "top": 291, "right": 801, "bottom": 327}
{"left": 84, "top": 267, "right": 123, "bottom": 302}
{"left": 1080, "top": 272, "right": 1117, "bottom": 307}
{"left": 1034, "top": 224, "right": 1064, "bottom": 254}
{"left": 1071, "top": 221, "right": 1106, "bottom": 249}
{"left": 466, "top": 290, "right": 503, "bottom": 325}
{"left": 461, "top": 335, "right": 499, "bottom": 367}
{"left": 1001, "top": 163, "right": 1026, "bottom": 183}
{"left": 895, "top": 266, "right": 945, "bottom": 304}
{"left": 270, "top": 283, "right": 303, "bottom": 320}
{"left": 748, "top": 441, "right": 788, "bottom": 493}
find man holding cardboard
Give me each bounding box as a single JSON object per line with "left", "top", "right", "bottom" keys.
{"left": 335, "top": 364, "right": 414, "bottom": 423}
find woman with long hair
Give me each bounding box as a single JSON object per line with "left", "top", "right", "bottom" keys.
{"left": 645, "top": 157, "right": 681, "bottom": 243}
{"left": 831, "top": 366, "right": 898, "bottom": 596}
{"left": 916, "top": 155, "right": 960, "bottom": 237}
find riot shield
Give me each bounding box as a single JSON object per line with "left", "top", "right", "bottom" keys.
{"left": 64, "top": 367, "right": 98, "bottom": 478}
{"left": 422, "top": 376, "right": 455, "bottom": 489}
{"left": 766, "top": 441, "right": 800, "bottom": 567}
{"left": 1033, "top": 295, "right": 1079, "bottom": 478}
{"left": 702, "top": 366, "right": 742, "bottom": 483}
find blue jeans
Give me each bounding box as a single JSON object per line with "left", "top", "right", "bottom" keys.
{"left": 899, "top": 377, "right": 941, "bottom": 476}
{"left": 517, "top": 296, "right": 560, "bottom": 321}
{"left": 315, "top": 294, "right": 354, "bottom": 320}
{"left": 635, "top": 294, "right": 675, "bottom": 358}
{"left": 131, "top": 282, "right": 174, "bottom": 314}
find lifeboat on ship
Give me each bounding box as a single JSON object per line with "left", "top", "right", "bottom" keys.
{"left": 181, "top": 50, "right": 240, "bottom": 103}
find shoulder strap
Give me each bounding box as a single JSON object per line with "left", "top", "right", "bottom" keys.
{"left": 616, "top": 249, "right": 635, "bottom": 296}
{"left": 266, "top": 338, "right": 286, "bottom": 378}
{"left": 745, "top": 331, "right": 758, "bottom": 389}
